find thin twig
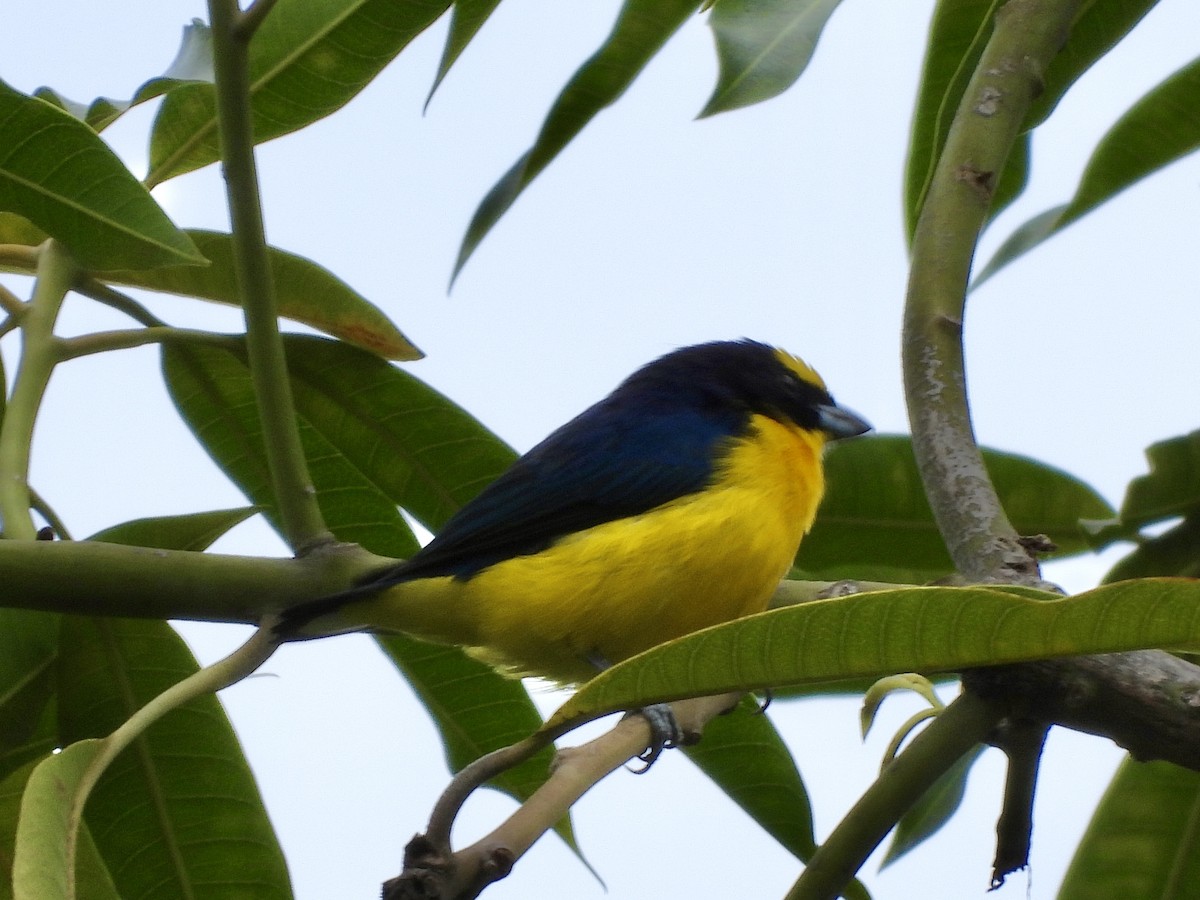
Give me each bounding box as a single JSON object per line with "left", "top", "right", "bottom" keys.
{"left": 28, "top": 487, "right": 73, "bottom": 540}
{"left": 237, "top": 0, "right": 280, "bottom": 39}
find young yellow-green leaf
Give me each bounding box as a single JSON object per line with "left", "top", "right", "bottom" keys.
{"left": 34, "top": 21, "right": 213, "bottom": 133}
{"left": 161, "top": 337, "right": 554, "bottom": 815}
{"left": 699, "top": 0, "right": 843, "bottom": 117}
{"left": 426, "top": 0, "right": 503, "bottom": 109}
{"left": 860, "top": 673, "right": 941, "bottom": 739}
{"left": 106, "top": 230, "right": 420, "bottom": 360}
{"left": 454, "top": 0, "right": 701, "bottom": 278}
{"left": 1059, "top": 758, "right": 1200, "bottom": 899}
{"left": 547, "top": 579, "right": 1200, "bottom": 728}
{"left": 795, "top": 435, "right": 1113, "bottom": 583}
{"left": 147, "top": 0, "right": 451, "bottom": 185}
{"left": 0, "top": 80, "right": 204, "bottom": 271}
{"left": 974, "top": 56, "right": 1200, "bottom": 287}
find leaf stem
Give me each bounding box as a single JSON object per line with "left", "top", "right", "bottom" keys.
{"left": 0, "top": 243, "right": 39, "bottom": 273}
{"left": 0, "top": 241, "right": 76, "bottom": 540}
{"left": 237, "top": 0, "right": 280, "bottom": 39}
{"left": 785, "top": 692, "right": 1004, "bottom": 900}
{"left": 207, "top": 0, "right": 330, "bottom": 553}
{"left": 0, "top": 280, "right": 26, "bottom": 317}
{"left": 56, "top": 326, "right": 237, "bottom": 360}
{"left": 74, "top": 278, "right": 163, "bottom": 326}
{"left": 901, "top": 0, "right": 1082, "bottom": 581}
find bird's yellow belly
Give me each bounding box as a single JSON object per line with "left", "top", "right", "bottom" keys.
{"left": 461, "top": 416, "right": 826, "bottom": 684}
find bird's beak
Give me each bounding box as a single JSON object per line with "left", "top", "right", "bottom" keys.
{"left": 816, "top": 404, "right": 872, "bottom": 440}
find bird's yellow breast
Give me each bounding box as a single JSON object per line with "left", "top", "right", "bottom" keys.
{"left": 450, "top": 413, "right": 828, "bottom": 684}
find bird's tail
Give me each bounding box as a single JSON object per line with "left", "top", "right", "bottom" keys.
{"left": 274, "top": 574, "right": 481, "bottom": 647}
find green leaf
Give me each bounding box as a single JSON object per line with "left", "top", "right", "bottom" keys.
{"left": 56, "top": 618, "right": 293, "bottom": 900}
{"left": 0, "top": 80, "right": 205, "bottom": 271}
{"left": 10, "top": 506, "right": 292, "bottom": 899}
{"left": 1104, "top": 516, "right": 1200, "bottom": 582}
{"left": 0, "top": 611, "right": 59, "bottom": 782}
{"left": 107, "top": 230, "right": 421, "bottom": 360}
{"left": 163, "top": 339, "right": 420, "bottom": 553}
{"left": 794, "top": 435, "right": 1114, "bottom": 583}
{"left": 1086, "top": 431, "right": 1200, "bottom": 576}
{"left": 161, "top": 337, "right": 554, "bottom": 813}
{"left": 0, "top": 224, "right": 419, "bottom": 360}
{"left": 699, "top": 0, "right": 844, "bottom": 117}
{"left": 903, "top": 0, "right": 1000, "bottom": 240}
{"left": 454, "top": 0, "right": 701, "bottom": 278}
{"left": 905, "top": 0, "right": 1158, "bottom": 243}
{"left": 147, "top": 0, "right": 452, "bottom": 185}
{"left": 426, "top": 0, "right": 503, "bottom": 108}
{"left": 1059, "top": 758, "right": 1200, "bottom": 899}
{"left": 1116, "top": 431, "right": 1200, "bottom": 530}
{"left": 10, "top": 742, "right": 123, "bottom": 900}
{"left": 33, "top": 21, "right": 213, "bottom": 132}
{"left": 547, "top": 579, "right": 1200, "bottom": 728}
{"left": 882, "top": 743, "right": 984, "bottom": 866}
{"left": 376, "top": 634, "right": 559, "bottom": 808}
{"left": 975, "top": 55, "right": 1200, "bottom": 286}
{"left": 684, "top": 698, "right": 816, "bottom": 857}
{"left": 88, "top": 507, "right": 258, "bottom": 551}
{"left": 1024, "top": 0, "right": 1159, "bottom": 131}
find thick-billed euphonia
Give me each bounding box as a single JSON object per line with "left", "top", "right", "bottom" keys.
{"left": 282, "top": 339, "right": 870, "bottom": 685}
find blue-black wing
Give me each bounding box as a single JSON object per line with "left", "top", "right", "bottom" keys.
{"left": 368, "top": 399, "right": 745, "bottom": 584}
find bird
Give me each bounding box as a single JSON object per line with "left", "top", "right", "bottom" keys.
{"left": 279, "top": 339, "right": 870, "bottom": 690}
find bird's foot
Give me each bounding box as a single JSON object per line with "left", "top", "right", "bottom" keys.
{"left": 625, "top": 703, "right": 683, "bottom": 772}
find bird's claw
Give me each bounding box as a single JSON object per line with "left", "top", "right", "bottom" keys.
{"left": 626, "top": 703, "right": 683, "bottom": 773}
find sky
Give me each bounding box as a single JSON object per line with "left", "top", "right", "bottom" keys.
{"left": 4, "top": 1, "right": 1200, "bottom": 898}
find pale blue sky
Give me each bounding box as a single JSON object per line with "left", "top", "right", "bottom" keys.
{"left": 5, "top": 2, "right": 1200, "bottom": 898}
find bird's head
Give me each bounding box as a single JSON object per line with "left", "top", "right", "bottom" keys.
{"left": 622, "top": 339, "right": 871, "bottom": 441}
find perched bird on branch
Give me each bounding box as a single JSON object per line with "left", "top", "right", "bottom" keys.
{"left": 280, "top": 339, "right": 869, "bottom": 692}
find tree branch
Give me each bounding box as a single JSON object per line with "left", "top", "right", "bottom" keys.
{"left": 0, "top": 240, "right": 76, "bottom": 540}
{"left": 0, "top": 538, "right": 381, "bottom": 623}
{"left": 385, "top": 693, "right": 742, "bottom": 900}
{"left": 207, "top": 0, "right": 330, "bottom": 554}
{"left": 902, "top": 0, "right": 1083, "bottom": 581}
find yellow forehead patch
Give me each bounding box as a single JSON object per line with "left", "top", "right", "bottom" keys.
{"left": 772, "top": 347, "right": 827, "bottom": 390}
